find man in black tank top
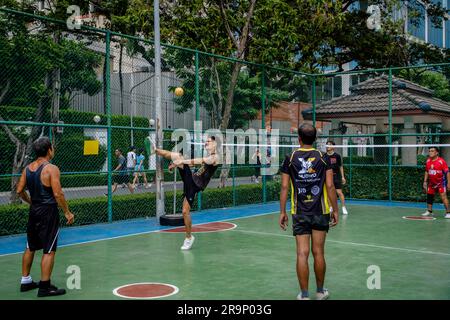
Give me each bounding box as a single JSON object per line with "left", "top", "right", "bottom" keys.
{"left": 16, "top": 137, "right": 74, "bottom": 297}
{"left": 154, "top": 135, "right": 218, "bottom": 250}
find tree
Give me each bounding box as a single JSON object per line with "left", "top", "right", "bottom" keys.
{"left": 0, "top": 4, "right": 102, "bottom": 203}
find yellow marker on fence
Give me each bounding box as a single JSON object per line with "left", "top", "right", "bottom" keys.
{"left": 83, "top": 140, "right": 100, "bottom": 155}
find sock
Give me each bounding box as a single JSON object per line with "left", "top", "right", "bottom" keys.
{"left": 21, "top": 275, "right": 32, "bottom": 284}
{"left": 301, "top": 290, "right": 309, "bottom": 298}
{"left": 317, "top": 287, "right": 324, "bottom": 294}
{"left": 428, "top": 210, "right": 433, "bottom": 213}
{"left": 39, "top": 280, "right": 50, "bottom": 289}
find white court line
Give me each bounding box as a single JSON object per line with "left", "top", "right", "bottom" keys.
{"left": 230, "top": 228, "right": 450, "bottom": 257}
{"left": 1, "top": 208, "right": 447, "bottom": 258}
{"left": 0, "top": 211, "right": 278, "bottom": 257}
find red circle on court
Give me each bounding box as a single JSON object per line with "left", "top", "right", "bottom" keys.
{"left": 402, "top": 216, "right": 436, "bottom": 221}
{"left": 113, "top": 283, "right": 178, "bottom": 299}
{"left": 162, "top": 221, "right": 237, "bottom": 233}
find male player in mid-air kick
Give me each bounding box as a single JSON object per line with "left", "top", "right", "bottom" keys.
{"left": 152, "top": 136, "right": 219, "bottom": 250}
{"left": 422, "top": 146, "right": 450, "bottom": 218}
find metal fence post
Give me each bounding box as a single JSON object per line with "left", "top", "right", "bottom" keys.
{"left": 261, "top": 67, "right": 266, "bottom": 203}
{"left": 105, "top": 31, "right": 113, "bottom": 223}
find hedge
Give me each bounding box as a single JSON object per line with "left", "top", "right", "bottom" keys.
{"left": 0, "top": 181, "right": 281, "bottom": 236}
{"left": 0, "top": 105, "right": 150, "bottom": 175}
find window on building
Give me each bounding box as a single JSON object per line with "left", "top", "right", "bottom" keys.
{"left": 408, "top": 0, "right": 426, "bottom": 40}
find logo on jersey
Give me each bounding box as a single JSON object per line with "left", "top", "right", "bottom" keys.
{"left": 311, "top": 185, "right": 320, "bottom": 196}
{"left": 304, "top": 194, "right": 314, "bottom": 203}
{"left": 299, "top": 157, "right": 316, "bottom": 174}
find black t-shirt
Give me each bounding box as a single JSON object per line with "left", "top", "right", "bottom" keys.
{"left": 280, "top": 148, "right": 331, "bottom": 216}
{"left": 192, "top": 163, "right": 218, "bottom": 191}
{"left": 322, "top": 152, "right": 342, "bottom": 180}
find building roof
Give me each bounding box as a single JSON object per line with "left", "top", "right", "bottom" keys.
{"left": 302, "top": 75, "right": 450, "bottom": 123}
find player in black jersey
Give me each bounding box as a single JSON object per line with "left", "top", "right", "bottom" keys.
{"left": 16, "top": 137, "right": 74, "bottom": 297}
{"left": 323, "top": 141, "right": 348, "bottom": 215}
{"left": 154, "top": 136, "right": 219, "bottom": 250}
{"left": 279, "top": 123, "right": 338, "bottom": 300}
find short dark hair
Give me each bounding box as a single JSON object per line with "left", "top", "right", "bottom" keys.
{"left": 138, "top": 148, "right": 144, "bottom": 154}
{"left": 32, "top": 136, "right": 52, "bottom": 157}
{"left": 129, "top": 146, "right": 136, "bottom": 151}
{"left": 327, "top": 140, "right": 335, "bottom": 145}
{"left": 429, "top": 146, "right": 439, "bottom": 153}
{"left": 298, "top": 123, "right": 317, "bottom": 145}
{"left": 115, "top": 149, "right": 122, "bottom": 154}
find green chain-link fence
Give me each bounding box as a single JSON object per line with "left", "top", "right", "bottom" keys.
{"left": 1, "top": 8, "right": 450, "bottom": 236}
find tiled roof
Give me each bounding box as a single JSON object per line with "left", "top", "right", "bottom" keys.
{"left": 304, "top": 75, "right": 450, "bottom": 117}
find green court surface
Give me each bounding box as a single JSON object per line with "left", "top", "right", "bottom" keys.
{"left": 0, "top": 204, "right": 449, "bottom": 300}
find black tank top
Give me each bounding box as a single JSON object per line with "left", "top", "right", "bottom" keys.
{"left": 192, "top": 162, "right": 218, "bottom": 191}
{"left": 26, "top": 162, "right": 57, "bottom": 205}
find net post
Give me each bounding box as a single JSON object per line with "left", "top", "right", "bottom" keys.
{"left": 195, "top": 50, "right": 202, "bottom": 211}
{"left": 232, "top": 166, "right": 236, "bottom": 207}
{"left": 105, "top": 31, "right": 113, "bottom": 223}
{"left": 261, "top": 66, "right": 267, "bottom": 204}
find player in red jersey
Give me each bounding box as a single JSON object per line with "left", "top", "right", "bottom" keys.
{"left": 422, "top": 146, "right": 450, "bottom": 218}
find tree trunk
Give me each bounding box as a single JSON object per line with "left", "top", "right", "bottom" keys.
{"left": 219, "top": 62, "right": 241, "bottom": 130}
{"left": 50, "top": 31, "right": 61, "bottom": 145}
{"left": 8, "top": 75, "right": 50, "bottom": 203}
{"left": 119, "top": 42, "right": 125, "bottom": 115}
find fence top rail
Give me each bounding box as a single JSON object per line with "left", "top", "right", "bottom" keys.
{"left": 3, "top": 7, "right": 449, "bottom": 78}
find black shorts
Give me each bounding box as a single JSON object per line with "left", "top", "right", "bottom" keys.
{"left": 178, "top": 164, "right": 201, "bottom": 208}
{"left": 333, "top": 177, "right": 342, "bottom": 190}
{"left": 114, "top": 174, "right": 129, "bottom": 184}
{"left": 292, "top": 214, "right": 330, "bottom": 236}
{"left": 27, "top": 204, "right": 60, "bottom": 254}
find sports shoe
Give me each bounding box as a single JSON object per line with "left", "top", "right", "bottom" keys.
{"left": 181, "top": 235, "right": 195, "bottom": 250}
{"left": 145, "top": 183, "right": 152, "bottom": 189}
{"left": 37, "top": 284, "right": 66, "bottom": 297}
{"left": 316, "top": 289, "right": 330, "bottom": 300}
{"left": 20, "top": 281, "right": 38, "bottom": 292}
{"left": 444, "top": 213, "right": 450, "bottom": 219}
{"left": 421, "top": 211, "right": 433, "bottom": 217}
{"left": 342, "top": 207, "right": 348, "bottom": 215}
{"left": 296, "top": 293, "right": 310, "bottom": 300}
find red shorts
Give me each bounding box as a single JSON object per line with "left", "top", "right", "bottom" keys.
{"left": 427, "top": 184, "right": 446, "bottom": 195}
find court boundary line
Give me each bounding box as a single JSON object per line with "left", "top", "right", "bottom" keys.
{"left": 160, "top": 222, "right": 237, "bottom": 233}
{"left": 0, "top": 211, "right": 278, "bottom": 257}
{"left": 230, "top": 229, "right": 450, "bottom": 257}
{"left": 0, "top": 200, "right": 446, "bottom": 257}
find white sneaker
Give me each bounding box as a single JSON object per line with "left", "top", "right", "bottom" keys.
{"left": 316, "top": 289, "right": 330, "bottom": 300}
{"left": 444, "top": 213, "right": 450, "bottom": 219}
{"left": 421, "top": 211, "right": 433, "bottom": 217}
{"left": 181, "top": 235, "right": 195, "bottom": 250}
{"left": 296, "top": 293, "right": 310, "bottom": 300}
{"left": 342, "top": 207, "right": 348, "bottom": 215}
